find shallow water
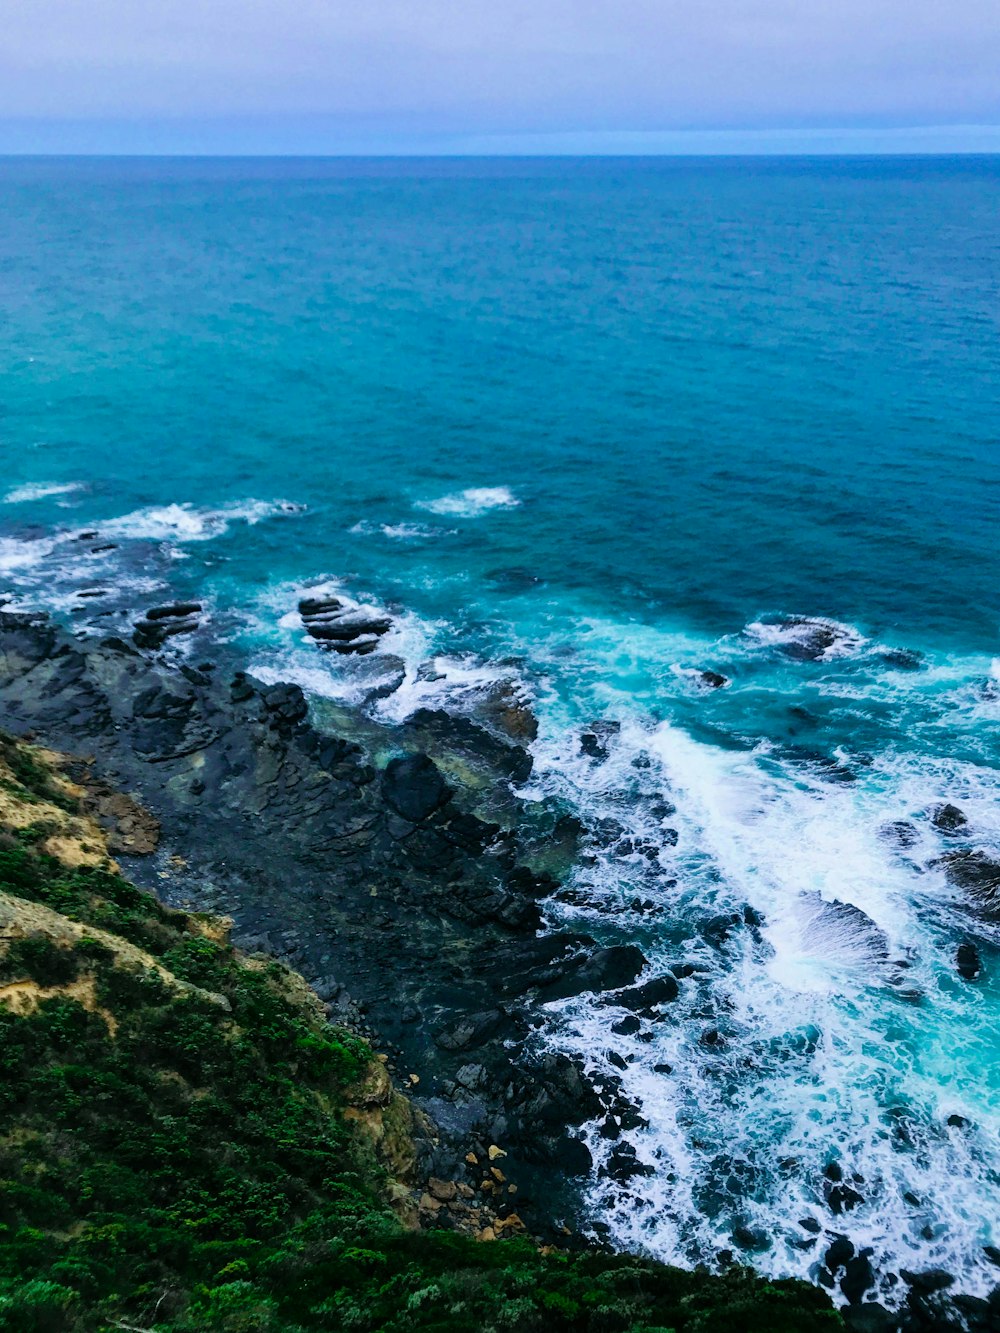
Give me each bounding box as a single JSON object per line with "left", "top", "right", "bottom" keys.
{"left": 2, "top": 154, "right": 999, "bottom": 1301}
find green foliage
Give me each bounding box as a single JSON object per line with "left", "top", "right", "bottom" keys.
{"left": 0, "top": 764, "right": 842, "bottom": 1333}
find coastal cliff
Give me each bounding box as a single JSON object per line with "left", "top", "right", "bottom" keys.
{"left": 0, "top": 729, "right": 841, "bottom": 1331}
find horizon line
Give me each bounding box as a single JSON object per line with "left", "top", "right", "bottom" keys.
{"left": 1, "top": 124, "right": 999, "bottom": 158}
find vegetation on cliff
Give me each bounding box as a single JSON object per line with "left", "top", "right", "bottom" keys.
{"left": 0, "top": 733, "right": 841, "bottom": 1332}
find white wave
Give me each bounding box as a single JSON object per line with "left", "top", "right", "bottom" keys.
{"left": 527, "top": 691, "right": 1000, "bottom": 1303}
{"left": 416, "top": 486, "right": 519, "bottom": 518}
{"left": 0, "top": 534, "right": 59, "bottom": 575}
{"left": 3, "top": 481, "right": 85, "bottom": 504}
{"left": 745, "top": 615, "right": 868, "bottom": 661}
{"left": 350, "top": 519, "right": 442, "bottom": 540}
{"left": 99, "top": 499, "right": 303, "bottom": 543}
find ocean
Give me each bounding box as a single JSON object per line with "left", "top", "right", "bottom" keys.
{"left": 2, "top": 153, "right": 999, "bottom": 1298}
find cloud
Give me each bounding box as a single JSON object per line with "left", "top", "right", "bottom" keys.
{"left": 1, "top": 0, "right": 998, "bottom": 148}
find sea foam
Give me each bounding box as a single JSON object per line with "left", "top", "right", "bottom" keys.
{"left": 416, "top": 486, "right": 519, "bottom": 518}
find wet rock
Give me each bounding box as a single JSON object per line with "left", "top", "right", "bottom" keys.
{"left": 732, "top": 1224, "right": 770, "bottom": 1252}
{"left": 433, "top": 1010, "right": 512, "bottom": 1052}
{"left": 956, "top": 941, "right": 982, "bottom": 981}
{"left": 760, "top": 617, "right": 861, "bottom": 662}
{"left": 261, "top": 683, "right": 309, "bottom": 732}
{"left": 299, "top": 597, "right": 392, "bottom": 654}
{"left": 146, "top": 601, "right": 203, "bottom": 621}
{"left": 602, "top": 1142, "right": 654, "bottom": 1183}
{"left": 536, "top": 944, "right": 647, "bottom": 1002}
{"left": 381, "top": 754, "right": 451, "bottom": 823}
{"left": 609, "top": 974, "right": 680, "bottom": 1014}
{"left": 133, "top": 613, "right": 201, "bottom": 649}
{"left": 701, "top": 912, "right": 744, "bottom": 949}
{"left": 842, "top": 1253, "right": 876, "bottom": 1306}
{"left": 842, "top": 1303, "right": 895, "bottom": 1333}
{"left": 400, "top": 708, "right": 533, "bottom": 787}
{"left": 699, "top": 670, "right": 729, "bottom": 689}
{"left": 826, "top": 1236, "right": 856, "bottom": 1271}
{"left": 827, "top": 1182, "right": 865, "bottom": 1215}
{"left": 930, "top": 803, "right": 969, "bottom": 836}
{"left": 881, "top": 647, "right": 924, "bottom": 671}
{"left": 879, "top": 820, "right": 920, "bottom": 849}
{"left": 799, "top": 892, "right": 889, "bottom": 964}
{"left": 580, "top": 720, "right": 621, "bottom": 761}
{"left": 900, "top": 1269, "right": 955, "bottom": 1294}
{"left": 551, "top": 1135, "right": 592, "bottom": 1176}
{"left": 611, "top": 1015, "right": 641, "bottom": 1036}
{"left": 477, "top": 680, "right": 539, "bottom": 743}
{"left": 938, "top": 850, "right": 1000, "bottom": 918}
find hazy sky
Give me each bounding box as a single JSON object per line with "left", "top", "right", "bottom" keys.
{"left": 2, "top": 0, "right": 999, "bottom": 153}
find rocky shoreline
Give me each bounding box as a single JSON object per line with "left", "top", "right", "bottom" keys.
{"left": 0, "top": 604, "right": 661, "bottom": 1241}
{"left": 3, "top": 599, "right": 1000, "bottom": 1331}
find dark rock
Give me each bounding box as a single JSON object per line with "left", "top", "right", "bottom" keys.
{"left": 701, "top": 912, "right": 744, "bottom": 949}
{"left": 759, "top": 617, "right": 858, "bottom": 662}
{"left": 957, "top": 941, "right": 982, "bottom": 981}
{"left": 825, "top": 1236, "right": 855, "bottom": 1270}
{"left": 299, "top": 598, "right": 392, "bottom": 654}
{"left": 611, "top": 1015, "right": 641, "bottom": 1036}
{"left": 799, "top": 1217, "right": 822, "bottom": 1234}
{"left": 732, "top": 1225, "right": 770, "bottom": 1252}
{"left": 699, "top": 670, "right": 729, "bottom": 689}
{"left": 842, "top": 1303, "right": 895, "bottom": 1333}
{"left": 602, "top": 1143, "right": 654, "bottom": 1183}
{"left": 900, "top": 1269, "right": 955, "bottom": 1294}
{"left": 609, "top": 974, "right": 680, "bottom": 1013}
{"left": 146, "top": 602, "right": 203, "bottom": 621}
{"left": 800, "top": 892, "right": 889, "bottom": 963}
{"left": 381, "top": 754, "right": 450, "bottom": 823}
{"left": 580, "top": 721, "right": 621, "bottom": 761}
{"left": 842, "top": 1253, "right": 875, "bottom": 1306}
{"left": 880, "top": 647, "right": 924, "bottom": 671}
{"left": 536, "top": 944, "right": 647, "bottom": 1002}
{"left": 433, "top": 1010, "right": 511, "bottom": 1052}
{"left": 938, "top": 850, "right": 1000, "bottom": 918}
{"left": 552, "top": 1136, "right": 593, "bottom": 1176}
{"left": 133, "top": 614, "right": 201, "bottom": 650}
{"left": 879, "top": 820, "right": 920, "bottom": 849}
{"left": 930, "top": 803, "right": 968, "bottom": 835}
{"left": 827, "top": 1183, "right": 865, "bottom": 1214}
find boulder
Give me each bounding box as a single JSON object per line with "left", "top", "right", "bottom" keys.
{"left": 938, "top": 850, "right": 1000, "bottom": 918}
{"left": 956, "top": 941, "right": 982, "bottom": 981}
{"left": 930, "top": 803, "right": 969, "bottom": 835}
{"left": 538, "top": 944, "right": 647, "bottom": 1002}
{"left": 381, "top": 754, "right": 450, "bottom": 823}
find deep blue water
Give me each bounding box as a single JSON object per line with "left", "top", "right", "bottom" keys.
{"left": 2, "top": 155, "right": 1000, "bottom": 1300}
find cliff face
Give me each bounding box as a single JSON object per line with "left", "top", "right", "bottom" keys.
{"left": 0, "top": 732, "right": 841, "bottom": 1332}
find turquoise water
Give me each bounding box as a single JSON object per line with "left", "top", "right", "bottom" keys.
{"left": 2, "top": 155, "right": 1000, "bottom": 1299}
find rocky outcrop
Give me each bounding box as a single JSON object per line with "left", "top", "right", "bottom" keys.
{"left": 298, "top": 595, "right": 392, "bottom": 654}
{"left": 0, "top": 610, "right": 644, "bottom": 1230}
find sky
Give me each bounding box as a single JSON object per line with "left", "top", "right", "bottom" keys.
{"left": 1, "top": 0, "right": 999, "bottom": 154}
